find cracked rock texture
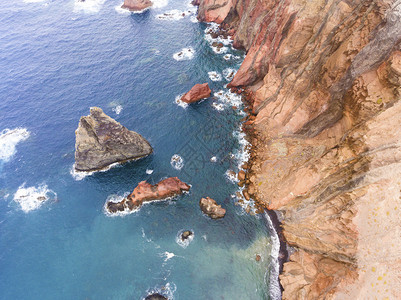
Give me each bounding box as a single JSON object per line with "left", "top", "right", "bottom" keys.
{"left": 74, "top": 107, "right": 152, "bottom": 172}
{"left": 199, "top": 0, "right": 401, "bottom": 298}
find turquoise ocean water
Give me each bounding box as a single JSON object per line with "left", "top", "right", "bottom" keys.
{"left": 0, "top": 0, "right": 279, "bottom": 299}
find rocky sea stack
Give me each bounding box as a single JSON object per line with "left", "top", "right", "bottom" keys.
{"left": 199, "top": 197, "right": 226, "bottom": 219}
{"left": 121, "top": 0, "right": 152, "bottom": 12}
{"left": 74, "top": 107, "right": 152, "bottom": 172}
{"left": 181, "top": 83, "right": 211, "bottom": 104}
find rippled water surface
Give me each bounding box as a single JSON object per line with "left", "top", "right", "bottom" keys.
{"left": 0, "top": 0, "right": 278, "bottom": 299}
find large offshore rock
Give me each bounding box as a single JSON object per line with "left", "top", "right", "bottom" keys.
{"left": 74, "top": 107, "right": 152, "bottom": 172}
{"left": 121, "top": 0, "right": 152, "bottom": 12}
{"left": 106, "top": 177, "right": 190, "bottom": 213}
{"left": 199, "top": 197, "right": 226, "bottom": 219}
{"left": 181, "top": 83, "right": 211, "bottom": 104}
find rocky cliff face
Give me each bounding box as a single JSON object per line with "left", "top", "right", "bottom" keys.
{"left": 198, "top": 0, "right": 401, "bottom": 298}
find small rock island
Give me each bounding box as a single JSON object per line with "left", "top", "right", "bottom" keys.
{"left": 74, "top": 107, "right": 152, "bottom": 172}
{"left": 121, "top": 0, "right": 153, "bottom": 12}
{"left": 106, "top": 177, "right": 190, "bottom": 213}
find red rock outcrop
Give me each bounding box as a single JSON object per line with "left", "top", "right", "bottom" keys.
{"left": 121, "top": 0, "right": 152, "bottom": 12}
{"left": 199, "top": 197, "right": 226, "bottom": 219}
{"left": 106, "top": 177, "right": 190, "bottom": 213}
{"left": 181, "top": 83, "right": 212, "bottom": 104}
{"left": 198, "top": 0, "right": 401, "bottom": 298}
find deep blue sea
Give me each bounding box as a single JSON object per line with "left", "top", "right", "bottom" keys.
{"left": 0, "top": 0, "right": 279, "bottom": 299}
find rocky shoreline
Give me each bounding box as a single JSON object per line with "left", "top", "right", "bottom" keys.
{"left": 196, "top": 0, "right": 401, "bottom": 298}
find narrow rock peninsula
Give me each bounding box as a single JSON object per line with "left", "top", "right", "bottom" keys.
{"left": 198, "top": 0, "right": 401, "bottom": 298}
{"left": 106, "top": 177, "right": 190, "bottom": 213}
{"left": 74, "top": 107, "right": 152, "bottom": 172}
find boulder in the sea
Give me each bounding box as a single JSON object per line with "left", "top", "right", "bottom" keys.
{"left": 106, "top": 177, "right": 190, "bottom": 214}
{"left": 199, "top": 197, "right": 226, "bottom": 219}
{"left": 181, "top": 83, "right": 211, "bottom": 104}
{"left": 145, "top": 294, "right": 168, "bottom": 300}
{"left": 121, "top": 0, "right": 152, "bottom": 11}
{"left": 181, "top": 230, "right": 193, "bottom": 241}
{"left": 238, "top": 170, "right": 246, "bottom": 181}
{"left": 74, "top": 107, "right": 152, "bottom": 172}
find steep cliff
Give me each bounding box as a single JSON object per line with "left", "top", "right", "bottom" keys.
{"left": 198, "top": 0, "right": 401, "bottom": 298}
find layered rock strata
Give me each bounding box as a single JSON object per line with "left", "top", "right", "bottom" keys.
{"left": 74, "top": 107, "right": 152, "bottom": 172}
{"left": 198, "top": 0, "right": 401, "bottom": 298}
{"left": 106, "top": 177, "right": 190, "bottom": 213}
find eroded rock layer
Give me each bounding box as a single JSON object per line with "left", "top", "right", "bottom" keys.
{"left": 198, "top": 0, "right": 401, "bottom": 298}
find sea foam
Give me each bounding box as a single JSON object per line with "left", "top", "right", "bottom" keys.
{"left": 156, "top": 9, "right": 194, "bottom": 20}
{"left": 0, "top": 128, "right": 30, "bottom": 162}
{"left": 173, "top": 47, "right": 195, "bottom": 61}
{"left": 176, "top": 229, "right": 194, "bottom": 248}
{"left": 175, "top": 94, "right": 188, "bottom": 109}
{"left": 74, "top": 0, "right": 105, "bottom": 13}
{"left": 170, "top": 154, "right": 184, "bottom": 170}
{"left": 13, "top": 184, "right": 56, "bottom": 213}
{"left": 208, "top": 71, "right": 222, "bottom": 82}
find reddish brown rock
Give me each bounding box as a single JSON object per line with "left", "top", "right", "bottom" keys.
{"left": 106, "top": 177, "right": 190, "bottom": 213}
{"left": 237, "top": 170, "right": 246, "bottom": 181}
{"left": 181, "top": 83, "right": 211, "bottom": 104}
{"left": 199, "top": 197, "right": 226, "bottom": 219}
{"left": 197, "top": 0, "right": 401, "bottom": 298}
{"left": 121, "top": 0, "right": 152, "bottom": 11}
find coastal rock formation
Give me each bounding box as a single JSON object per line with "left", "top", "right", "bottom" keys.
{"left": 106, "top": 177, "right": 190, "bottom": 213}
{"left": 74, "top": 107, "right": 152, "bottom": 172}
{"left": 198, "top": 0, "right": 401, "bottom": 298}
{"left": 121, "top": 0, "right": 152, "bottom": 11}
{"left": 181, "top": 83, "right": 211, "bottom": 104}
{"left": 181, "top": 230, "right": 193, "bottom": 240}
{"left": 145, "top": 294, "right": 168, "bottom": 300}
{"left": 199, "top": 197, "right": 226, "bottom": 219}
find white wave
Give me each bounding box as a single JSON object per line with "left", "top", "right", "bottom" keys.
{"left": 264, "top": 212, "right": 282, "bottom": 300}
{"left": 190, "top": 15, "right": 198, "bottom": 23}
{"left": 151, "top": 0, "right": 168, "bottom": 8}
{"left": 23, "top": 0, "right": 45, "bottom": 3}
{"left": 145, "top": 282, "right": 176, "bottom": 300}
{"left": 156, "top": 9, "right": 194, "bottom": 20}
{"left": 13, "top": 184, "right": 56, "bottom": 213}
{"left": 161, "top": 251, "right": 175, "bottom": 261}
{"left": 223, "top": 68, "right": 236, "bottom": 81}
{"left": 173, "top": 47, "right": 195, "bottom": 61}
{"left": 74, "top": 0, "right": 105, "bottom": 13}
{"left": 225, "top": 169, "right": 238, "bottom": 183}
{"left": 175, "top": 94, "right": 188, "bottom": 108}
{"left": 146, "top": 169, "right": 153, "bottom": 174}
{"left": 112, "top": 105, "right": 123, "bottom": 115}
{"left": 212, "top": 102, "right": 225, "bottom": 111}
{"left": 176, "top": 229, "right": 194, "bottom": 248}
{"left": 170, "top": 154, "right": 184, "bottom": 170}
{"left": 212, "top": 45, "right": 228, "bottom": 54}
{"left": 115, "top": 4, "right": 131, "bottom": 14}
{"left": 208, "top": 71, "right": 222, "bottom": 81}
{"left": 70, "top": 162, "right": 121, "bottom": 181}
{"left": 103, "top": 193, "right": 138, "bottom": 217}
{"left": 223, "top": 54, "right": 232, "bottom": 60}
{"left": 0, "top": 128, "right": 30, "bottom": 162}
{"left": 210, "top": 156, "right": 217, "bottom": 162}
